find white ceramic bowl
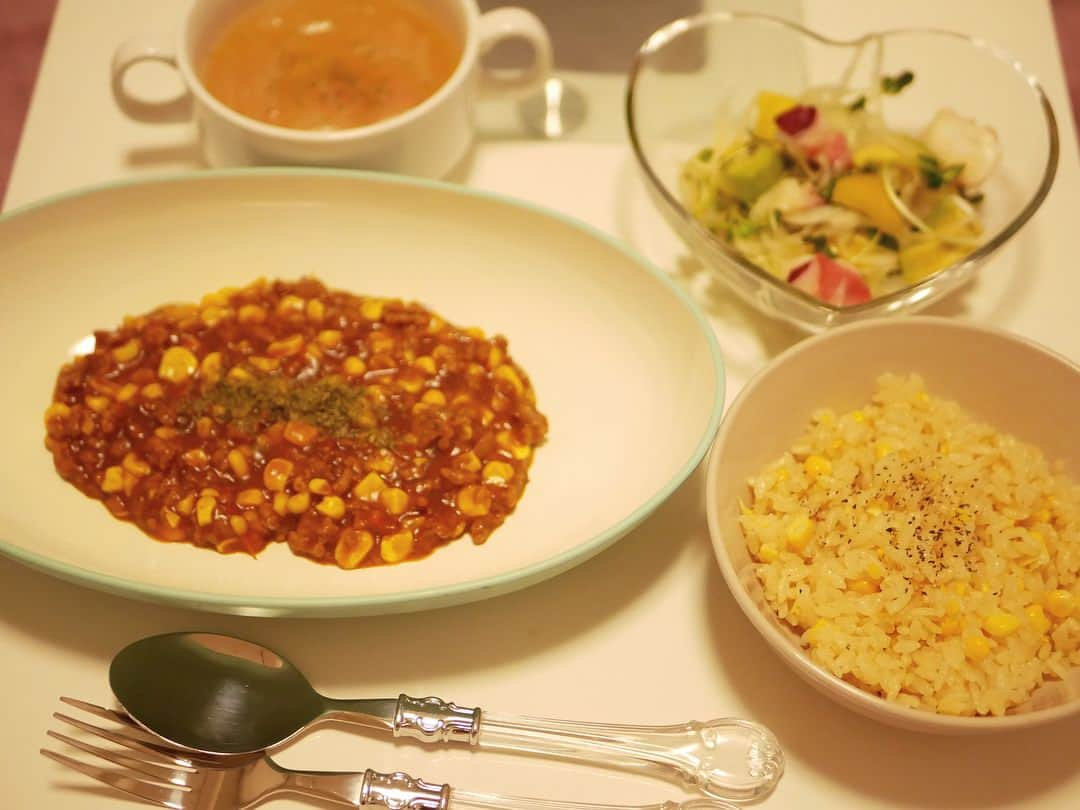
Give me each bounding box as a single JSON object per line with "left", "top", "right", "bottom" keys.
{"left": 706, "top": 317, "right": 1080, "bottom": 733}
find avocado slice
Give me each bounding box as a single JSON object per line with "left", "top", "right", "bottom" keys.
{"left": 723, "top": 144, "right": 784, "bottom": 204}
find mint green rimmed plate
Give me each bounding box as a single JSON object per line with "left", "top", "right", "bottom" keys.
{"left": 0, "top": 171, "right": 724, "bottom": 617}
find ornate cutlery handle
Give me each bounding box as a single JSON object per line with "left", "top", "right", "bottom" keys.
{"left": 386, "top": 696, "right": 783, "bottom": 802}
{"left": 357, "top": 769, "right": 740, "bottom": 810}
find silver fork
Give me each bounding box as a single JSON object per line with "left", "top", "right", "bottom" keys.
{"left": 42, "top": 698, "right": 742, "bottom": 810}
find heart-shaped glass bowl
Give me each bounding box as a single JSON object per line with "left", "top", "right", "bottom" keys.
{"left": 626, "top": 12, "right": 1059, "bottom": 331}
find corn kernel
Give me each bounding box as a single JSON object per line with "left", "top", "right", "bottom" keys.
{"left": 122, "top": 452, "right": 151, "bottom": 477}
{"left": 195, "top": 417, "right": 214, "bottom": 439}
{"left": 112, "top": 338, "right": 141, "bottom": 363}
{"left": 774, "top": 468, "right": 789, "bottom": 482}
{"left": 272, "top": 492, "right": 288, "bottom": 516}
{"left": 237, "top": 488, "right": 264, "bottom": 507}
{"left": 785, "top": 514, "right": 814, "bottom": 551}
{"left": 287, "top": 492, "right": 311, "bottom": 514}
{"left": 939, "top": 442, "right": 952, "bottom": 455}
{"left": 866, "top": 562, "right": 884, "bottom": 580}
{"left": 757, "top": 543, "right": 779, "bottom": 563}
{"left": 335, "top": 529, "right": 374, "bottom": 568}
{"left": 284, "top": 420, "right": 319, "bottom": 447}
{"left": 398, "top": 375, "right": 424, "bottom": 394}
{"left": 308, "top": 478, "right": 331, "bottom": 495}
{"left": 85, "top": 395, "right": 110, "bottom": 413}
{"left": 369, "top": 333, "right": 394, "bottom": 354}
{"left": 800, "top": 454, "right": 831, "bottom": 479}
{"left": 196, "top": 496, "right": 217, "bottom": 526}
{"left": 464, "top": 326, "right": 485, "bottom": 339}
{"left": 950, "top": 581, "right": 969, "bottom": 596}
{"left": 496, "top": 431, "right": 531, "bottom": 460}
{"left": 220, "top": 449, "right": 248, "bottom": 479}
{"left": 1026, "top": 604, "right": 1052, "bottom": 634}
{"left": 945, "top": 597, "right": 961, "bottom": 616}
{"left": 306, "top": 299, "right": 325, "bottom": 322}
{"left": 163, "top": 509, "right": 181, "bottom": 529}
{"left": 248, "top": 356, "right": 280, "bottom": 373}
{"left": 277, "top": 294, "right": 305, "bottom": 314}
{"left": 413, "top": 355, "right": 436, "bottom": 375}
{"left": 199, "top": 352, "right": 223, "bottom": 382}
{"left": 180, "top": 449, "right": 209, "bottom": 469}
{"left": 850, "top": 410, "right": 866, "bottom": 423}
{"left": 455, "top": 451, "right": 481, "bottom": 473}
{"left": 866, "top": 500, "right": 888, "bottom": 517}
{"left": 368, "top": 452, "right": 395, "bottom": 474}
{"left": 229, "top": 515, "right": 248, "bottom": 535}
{"left": 493, "top": 365, "right": 524, "bottom": 395}
{"left": 263, "top": 458, "right": 294, "bottom": 492}
{"left": 487, "top": 346, "right": 504, "bottom": 369}
{"left": 940, "top": 617, "right": 961, "bottom": 636}
{"left": 361, "top": 299, "right": 385, "bottom": 320}
{"left": 983, "top": 613, "right": 1020, "bottom": 638}
{"left": 237, "top": 304, "right": 267, "bottom": 324}
{"left": 875, "top": 441, "right": 894, "bottom": 459}
{"left": 963, "top": 634, "right": 992, "bottom": 661}
{"left": 1032, "top": 507, "right": 1051, "bottom": 524}
{"left": 350, "top": 472, "right": 386, "bottom": 502}
{"left": 343, "top": 356, "right": 367, "bottom": 377}
{"left": 421, "top": 389, "right": 446, "bottom": 406}
{"left": 380, "top": 487, "right": 409, "bottom": 515}
{"left": 848, "top": 578, "right": 879, "bottom": 595}
{"left": 202, "top": 287, "right": 237, "bottom": 308}
{"left": 482, "top": 461, "right": 514, "bottom": 485}
{"left": 316, "top": 495, "right": 345, "bottom": 519}
{"left": 114, "top": 383, "right": 138, "bottom": 403}
{"left": 457, "top": 484, "right": 492, "bottom": 517}
{"left": 1046, "top": 589, "right": 1075, "bottom": 619}
{"left": 44, "top": 402, "right": 71, "bottom": 422}
{"left": 380, "top": 530, "right": 414, "bottom": 563}
{"left": 267, "top": 334, "right": 305, "bottom": 358}
{"left": 101, "top": 466, "right": 124, "bottom": 493}
{"left": 176, "top": 495, "right": 195, "bottom": 515}
{"left": 317, "top": 329, "right": 343, "bottom": 348}
{"left": 141, "top": 383, "right": 164, "bottom": 399}
{"left": 805, "top": 619, "right": 829, "bottom": 644}
{"left": 200, "top": 306, "right": 230, "bottom": 327}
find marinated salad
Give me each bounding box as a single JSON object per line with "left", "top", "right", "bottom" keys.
{"left": 680, "top": 71, "right": 1001, "bottom": 306}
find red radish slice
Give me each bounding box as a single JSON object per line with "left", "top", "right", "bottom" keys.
{"left": 776, "top": 105, "right": 817, "bottom": 135}
{"left": 786, "top": 254, "right": 871, "bottom": 306}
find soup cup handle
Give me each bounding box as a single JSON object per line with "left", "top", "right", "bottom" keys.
{"left": 111, "top": 34, "right": 192, "bottom": 123}
{"left": 476, "top": 7, "right": 553, "bottom": 99}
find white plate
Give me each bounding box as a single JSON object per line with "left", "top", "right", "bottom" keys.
{"left": 0, "top": 170, "right": 724, "bottom": 616}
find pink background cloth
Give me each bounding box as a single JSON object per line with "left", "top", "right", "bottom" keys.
{"left": 1, "top": 0, "right": 1078, "bottom": 202}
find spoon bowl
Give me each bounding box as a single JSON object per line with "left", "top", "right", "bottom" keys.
{"left": 110, "top": 633, "right": 349, "bottom": 754}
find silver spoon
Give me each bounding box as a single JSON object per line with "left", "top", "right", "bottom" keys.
{"left": 109, "top": 632, "right": 784, "bottom": 802}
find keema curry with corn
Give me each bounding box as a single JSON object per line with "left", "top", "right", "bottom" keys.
{"left": 43, "top": 278, "right": 547, "bottom": 569}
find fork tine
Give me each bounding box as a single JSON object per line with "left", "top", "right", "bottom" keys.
{"left": 47, "top": 729, "right": 191, "bottom": 784}
{"left": 54, "top": 712, "right": 197, "bottom": 769}
{"left": 40, "top": 747, "right": 188, "bottom": 810}
{"left": 60, "top": 696, "right": 138, "bottom": 727}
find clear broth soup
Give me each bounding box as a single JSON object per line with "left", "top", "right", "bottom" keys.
{"left": 201, "top": 0, "right": 461, "bottom": 130}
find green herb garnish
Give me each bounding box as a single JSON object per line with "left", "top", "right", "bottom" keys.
{"left": 188, "top": 376, "right": 377, "bottom": 439}
{"left": 848, "top": 95, "right": 867, "bottom": 112}
{"left": 918, "top": 153, "right": 964, "bottom": 189}
{"left": 731, "top": 218, "right": 762, "bottom": 238}
{"left": 866, "top": 228, "right": 900, "bottom": 251}
{"left": 881, "top": 70, "right": 915, "bottom": 94}
{"left": 821, "top": 177, "right": 837, "bottom": 201}
{"left": 697, "top": 147, "right": 714, "bottom": 162}
{"left": 806, "top": 235, "right": 836, "bottom": 257}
